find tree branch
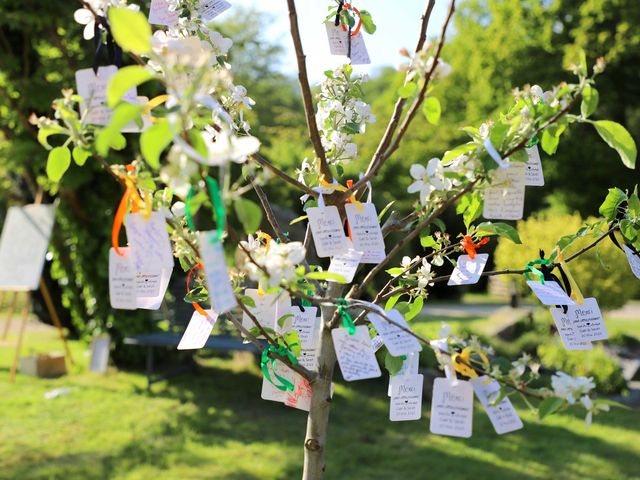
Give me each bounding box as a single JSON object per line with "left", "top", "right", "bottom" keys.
{"left": 250, "top": 153, "right": 317, "bottom": 197}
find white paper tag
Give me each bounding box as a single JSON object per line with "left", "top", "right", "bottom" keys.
{"left": 299, "top": 347, "right": 318, "bottom": 371}
{"left": 261, "top": 361, "right": 294, "bottom": 403}
{"left": 367, "top": 309, "right": 422, "bottom": 357}
{"left": 550, "top": 307, "right": 593, "bottom": 351}
{"left": 623, "top": 245, "right": 640, "bottom": 280}
{"left": 566, "top": 297, "right": 608, "bottom": 341}
{"left": 135, "top": 270, "right": 162, "bottom": 297}
{"left": 242, "top": 289, "right": 290, "bottom": 336}
{"left": 482, "top": 163, "right": 526, "bottom": 220}
{"left": 75, "top": 66, "right": 137, "bottom": 125}
{"left": 279, "top": 306, "right": 319, "bottom": 349}
{"left": 177, "top": 309, "right": 217, "bottom": 350}
{"left": 108, "top": 247, "right": 137, "bottom": 310}
{"left": 197, "top": 0, "right": 231, "bottom": 21}
{"left": 324, "top": 22, "right": 370, "bottom": 64}
{"left": 345, "top": 203, "right": 386, "bottom": 264}
{"left": 349, "top": 33, "right": 371, "bottom": 65}
{"left": 471, "top": 376, "right": 523, "bottom": 435}
{"left": 332, "top": 325, "right": 382, "bottom": 381}
{"left": 285, "top": 373, "right": 313, "bottom": 412}
{"left": 390, "top": 374, "right": 424, "bottom": 421}
{"left": 526, "top": 280, "right": 575, "bottom": 306}
{"left": 429, "top": 378, "right": 474, "bottom": 438}
{"left": 371, "top": 334, "right": 384, "bottom": 352}
{"left": 125, "top": 212, "right": 174, "bottom": 273}
{"left": 388, "top": 352, "right": 420, "bottom": 396}
{"left": 328, "top": 248, "right": 363, "bottom": 283}
{"left": 307, "top": 205, "right": 349, "bottom": 258}
{"left": 148, "top": 0, "right": 179, "bottom": 25}
{"left": 198, "top": 231, "right": 236, "bottom": 314}
{"left": 136, "top": 267, "right": 171, "bottom": 310}
{"left": 447, "top": 254, "right": 489, "bottom": 286}
{"left": 524, "top": 145, "right": 545, "bottom": 186}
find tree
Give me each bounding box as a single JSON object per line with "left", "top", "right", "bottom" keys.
{"left": 26, "top": 1, "right": 639, "bottom": 479}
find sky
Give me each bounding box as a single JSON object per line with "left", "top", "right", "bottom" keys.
{"left": 229, "top": 0, "right": 451, "bottom": 83}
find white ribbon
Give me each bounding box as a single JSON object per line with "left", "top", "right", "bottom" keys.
{"left": 484, "top": 137, "right": 510, "bottom": 169}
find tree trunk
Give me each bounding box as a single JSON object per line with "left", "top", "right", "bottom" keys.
{"left": 302, "top": 283, "right": 342, "bottom": 480}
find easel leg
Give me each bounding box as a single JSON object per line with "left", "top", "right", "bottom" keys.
{"left": 1, "top": 291, "right": 18, "bottom": 340}
{"left": 9, "top": 292, "right": 30, "bottom": 383}
{"left": 39, "top": 278, "right": 74, "bottom": 366}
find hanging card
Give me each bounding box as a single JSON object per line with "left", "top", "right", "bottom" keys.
{"left": 299, "top": 347, "right": 318, "bottom": 371}
{"left": 388, "top": 352, "right": 420, "bottom": 396}
{"left": 371, "top": 334, "right": 384, "bottom": 352}
{"left": 429, "top": 378, "right": 474, "bottom": 438}
{"left": 345, "top": 203, "right": 386, "bottom": 264}
{"left": 367, "top": 309, "right": 422, "bottom": 357}
{"left": 198, "top": 231, "right": 236, "bottom": 314}
{"left": 471, "top": 376, "right": 523, "bottom": 435}
{"left": 390, "top": 374, "right": 424, "bottom": 421}
{"left": 285, "top": 373, "right": 313, "bottom": 412}
{"left": 148, "top": 0, "right": 179, "bottom": 25}
{"left": 332, "top": 325, "right": 382, "bottom": 381}
{"left": 566, "top": 298, "right": 608, "bottom": 341}
{"left": 126, "top": 212, "right": 174, "bottom": 270}
{"left": 447, "top": 253, "right": 489, "bottom": 286}
{"left": 75, "top": 66, "right": 137, "bottom": 126}
{"left": 136, "top": 267, "right": 172, "bottom": 310}
{"left": 177, "top": 309, "right": 217, "bottom": 350}
{"left": 285, "top": 306, "right": 319, "bottom": 348}
{"left": 550, "top": 307, "right": 593, "bottom": 351}
{"left": 307, "top": 205, "right": 349, "bottom": 258}
{"left": 349, "top": 33, "right": 371, "bottom": 65}
{"left": 328, "top": 247, "right": 363, "bottom": 283}
{"left": 197, "top": 0, "right": 231, "bottom": 21}
{"left": 261, "top": 361, "right": 294, "bottom": 403}
{"left": 623, "top": 245, "right": 640, "bottom": 280}
{"left": 242, "top": 289, "right": 290, "bottom": 336}
{"left": 325, "top": 23, "right": 349, "bottom": 55}
{"left": 108, "top": 247, "right": 137, "bottom": 310}
{"left": 482, "top": 163, "right": 526, "bottom": 220}
{"left": 524, "top": 145, "right": 545, "bottom": 186}
{"left": 526, "top": 280, "right": 575, "bottom": 306}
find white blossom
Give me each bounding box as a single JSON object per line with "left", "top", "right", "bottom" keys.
{"left": 551, "top": 372, "right": 596, "bottom": 404}
{"left": 407, "top": 158, "right": 453, "bottom": 205}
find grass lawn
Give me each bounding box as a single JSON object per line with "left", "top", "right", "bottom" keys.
{"left": 0, "top": 325, "right": 639, "bottom": 480}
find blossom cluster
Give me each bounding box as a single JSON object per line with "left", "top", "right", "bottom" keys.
{"left": 239, "top": 234, "right": 306, "bottom": 289}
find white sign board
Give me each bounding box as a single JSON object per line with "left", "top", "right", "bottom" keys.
{"left": 0, "top": 204, "right": 55, "bottom": 291}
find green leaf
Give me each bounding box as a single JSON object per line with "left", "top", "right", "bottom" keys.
{"left": 239, "top": 295, "right": 256, "bottom": 308}
{"left": 598, "top": 187, "right": 627, "bottom": 222}
{"left": 385, "top": 267, "right": 405, "bottom": 276}
{"left": 234, "top": 198, "right": 263, "bottom": 234}
{"left": 37, "top": 124, "right": 67, "bottom": 150}
{"left": 385, "top": 294, "right": 401, "bottom": 311}
{"left": 46, "top": 146, "right": 71, "bottom": 182}
{"left": 108, "top": 8, "right": 152, "bottom": 54}
{"left": 593, "top": 399, "right": 631, "bottom": 410}
{"left": 423, "top": 96, "right": 441, "bottom": 125}
{"left": 541, "top": 124, "right": 566, "bottom": 155}
{"left": 398, "top": 82, "right": 417, "bottom": 99}
{"left": 458, "top": 192, "right": 482, "bottom": 229}
{"left": 305, "top": 271, "right": 347, "bottom": 283}
{"left": 95, "top": 103, "right": 142, "bottom": 156}
{"left": 72, "top": 146, "right": 90, "bottom": 166}
{"left": 593, "top": 120, "right": 637, "bottom": 169}
{"left": 378, "top": 201, "right": 394, "bottom": 222}
{"left": 359, "top": 10, "right": 377, "bottom": 34}
{"left": 443, "top": 142, "right": 476, "bottom": 163}
{"left": 476, "top": 221, "right": 522, "bottom": 244}
{"left": 538, "top": 396, "right": 564, "bottom": 420}
{"left": 384, "top": 351, "right": 405, "bottom": 376}
{"left": 581, "top": 85, "right": 599, "bottom": 118}
{"left": 628, "top": 192, "right": 640, "bottom": 219}
{"left": 289, "top": 215, "right": 308, "bottom": 225}
{"left": 277, "top": 313, "right": 295, "bottom": 329}
{"left": 140, "top": 121, "right": 172, "bottom": 170}
{"left": 107, "top": 65, "right": 154, "bottom": 107}
{"left": 620, "top": 219, "right": 637, "bottom": 242}
{"left": 405, "top": 296, "right": 423, "bottom": 321}
{"left": 420, "top": 232, "right": 437, "bottom": 248}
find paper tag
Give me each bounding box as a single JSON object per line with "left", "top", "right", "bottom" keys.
{"left": 482, "top": 163, "right": 526, "bottom": 220}
{"left": 524, "top": 145, "right": 545, "bottom": 186}
{"left": 566, "top": 297, "right": 608, "bottom": 341}
{"left": 148, "top": 0, "right": 179, "bottom": 25}
{"left": 299, "top": 347, "right": 318, "bottom": 370}
{"left": 388, "top": 352, "right": 420, "bottom": 396}
{"left": 447, "top": 253, "right": 489, "bottom": 286}
{"left": 279, "top": 306, "right": 319, "bottom": 349}
{"left": 367, "top": 309, "right": 422, "bottom": 357}
{"left": 75, "top": 66, "right": 137, "bottom": 125}
{"left": 390, "top": 374, "right": 424, "bottom": 421}
{"left": 471, "top": 376, "right": 523, "bottom": 435}
{"left": 135, "top": 270, "right": 162, "bottom": 297}
{"left": 125, "top": 212, "right": 174, "bottom": 272}
{"left": 550, "top": 307, "right": 593, "bottom": 351}
{"left": 348, "top": 33, "right": 371, "bottom": 65}
{"left": 429, "top": 378, "right": 474, "bottom": 438}
{"left": 307, "top": 206, "right": 349, "bottom": 258}
{"left": 332, "top": 325, "right": 382, "bottom": 381}
{"left": 136, "top": 268, "right": 171, "bottom": 310}
{"left": 324, "top": 23, "right": 370, "bottom": 64}
{"left": 526, "top": 280, "right": 575, "bottom": 306}
{"left": 108, "top": 247, "right": 137, "bottom": 310}
{"left": 198, "top": 231, "right": 236, "bottom": 314}
{"left": 345, "top": 203, "right": 386, "bottom": 264}
{"left": 623, "top": 245, "right": 640, "bottom": 280}
{"left": 285, "top": 373, "right": 313, "bottom": 412}
{"left": 261, "top": 361, "right": 294, "bottom": 403}
{"left": 242, "top": 289, "right": 290, "bottom": 336}
{"left": 177, "top": 309, "right": 217, "bottom": 350}
{"left": 371, "top": 334, "right": 384, "bottom": 352}
{"left": 197, "top": 0, "right": 231, "bottom": 21}
{"left": 328, "top": 248, "right": 363, "bottom": 283}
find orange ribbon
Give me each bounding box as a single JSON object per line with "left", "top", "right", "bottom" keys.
{"left": 111, "top": 165, "right": 146, "bottom": 257}
{"left": 186, "top": 262, "right": 208, "bottom": 316}
{"left": 461, "top": 236, "right": 490, "bottom": 260}
{"left": 340, "top": 4, "right": 363, "bottom": 36}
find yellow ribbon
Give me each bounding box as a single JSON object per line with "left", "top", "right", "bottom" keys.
{"left": 318, "top": 177, "right": 363, "bottom": 210}
{"left": 555, "top": 246, "right": 584, "bottom": 304}
{"left": 451, "top": 347, "right": 490, "bottom": 379}
{"left": 144, "top": 94, "right": 169, "bottom": 122}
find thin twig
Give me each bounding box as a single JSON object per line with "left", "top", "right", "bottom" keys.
{"left": 250, "top": 153, "right": 317, "bottom": 197}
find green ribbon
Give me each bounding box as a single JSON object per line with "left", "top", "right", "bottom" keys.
{"left": 337, "top": 298, "right": 356, "bottom": 335}
{"left": 261, "top": 344, "right": 298, "bottom": 391}
{"left": 301, "top": 290, "right": 313, "bottom": 308}
{"left": 524, "top": 258, "right": 552, "bottom": 284}
{"left": 185, "top": 176, "right": 225, "bottom": 243}
{"left": 526, "top": 136, "right": 539, "bottom": 148}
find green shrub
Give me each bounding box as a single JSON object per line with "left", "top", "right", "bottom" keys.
{"left": 494, "top": 212, "right": 640, "bottom": 310}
